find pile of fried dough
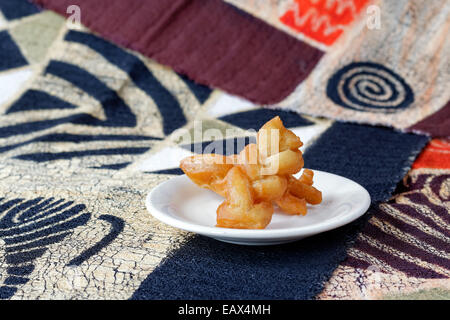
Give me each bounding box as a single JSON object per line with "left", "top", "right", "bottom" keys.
{"left": 180, "top": 116, "right": 322, "bottom": 229}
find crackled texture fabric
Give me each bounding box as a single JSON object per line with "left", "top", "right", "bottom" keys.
{"left": 319, "top": 139, "right": 450, "bottom": 300}
{"left": 0, "top": 1, "right": 441, "bottom": 300}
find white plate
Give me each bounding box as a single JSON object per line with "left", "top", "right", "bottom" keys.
{"left": 145, "top": 170, "right": 371, "bottom": 246}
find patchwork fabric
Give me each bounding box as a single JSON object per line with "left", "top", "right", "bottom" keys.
{"left": 0, "top": 17, "right": 212, "bottom": 299}
{"left": 319, "top": 140, "right": 450, "bottom": 300}
{"left": 213, "top": 0, "right": 450, "bottom": 136}
{"left": 31, "top": 1, "right": 450, "bottom": 136}
{"left": 0, "top": 28, "right": 213, "bottom": 168}
{"left": 0, "top": 2, "right": 443, "bottom": 300}
{"left": 43, "top": 0, "right": 449, "bottom": 136}
{"left": 0, "top": 2, "right": 65, "bottom": 111}
{"left": 33, "top": 0, "right": 324, "bottom": 105}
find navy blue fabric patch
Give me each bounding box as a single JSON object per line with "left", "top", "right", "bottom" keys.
{"left": 303, "top": 122, "right": 429, "bottom": 202}
{"left": 0, "top": 133, "right": 159, "bottom": 154}
{"left": 65, "top": 30, "right": 188, "bottom": 135}
{"left": 0, "top": 31, "right": 28, "bottom": 71}
{"left": 327, "top": 62, "right": 414, "bottom": 112}
{"left": 90, "top": 162, "right": 132, "bottom": 170}
{"left": 0, "top": 58, "right": 140, "bottom": 138}
{"left": 6, "top": 90, "right": 77, "bottom": 114}
{"left": 181, "top": 136, "right": 256, "bottom": 156}
{"left": 131, "top": 123, "right": 429, "bottom": 300}
{"left": 0, "top": 286, "right": 16, "bottom": 299}
{"left": 3, "top": 276, "right": 28, "bottom": 286}
{"left": 0, "top": 114, "right": 82, "bottom": 139}
{"left": 32, "top": 133, "right": 159, "bottom": 143}
{"left": 15, "top": 147, "right": 150, "bottom": 162}
{"left": 45, "top": 60, "right": 137, "bottom": 127}
{"left": 6, "top": 265, "right": 34, "bottom": 276}
{"left": 130, "top": 219, "right": 366, "bottom": 300}
{"left": 219, "top": 109, "right": 313, "bottom": 130}
{"left": 145, "top": 168, "right": 184, "bottom": 175}
{"left": 0, "top": 0, "right": 39, "bottom": 20}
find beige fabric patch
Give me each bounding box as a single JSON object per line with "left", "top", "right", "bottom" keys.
{"left": 9, "top": 11, "right": 65, "bottom": 64}
{"left": 0, "top": 170, "right": 190, "bottom": 299}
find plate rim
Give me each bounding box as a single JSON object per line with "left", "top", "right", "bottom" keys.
{"left": 145, "top": 170, "right": 371, "bottom": 241}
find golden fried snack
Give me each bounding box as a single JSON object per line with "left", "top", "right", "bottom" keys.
{"left": 298, "top": 168, "right": 314, "bottom": 186}
{"left": 257, "top": 117, "right": 304, "bottom": 176}
{"left": 180, "top": 116, "right": 322, "bottom": 229}
{"left": 288, "top": 175, "right": 322, "bottom": 205}
{"left": 216, "top": 167, "right": 273, "bottom": 229}
{"left": 275, "top": 192, "right": 307, "bottom": 216}
{"left": 252, "top": 175, "right": 287, "bottom": 202}
{"left": 257, "top": 116, "right": 303, "bottom": 159}
{"left": 263, "top": 149, "right": 304, "bottom": 175}
{"left": 236, "top": 143, "right": 262, "bottom": 181}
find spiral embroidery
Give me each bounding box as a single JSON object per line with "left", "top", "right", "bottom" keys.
{"left": 327, "top": 62, "right": 414, "bottom": 112}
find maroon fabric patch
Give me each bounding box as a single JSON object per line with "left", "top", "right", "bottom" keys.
{"left": 33, "top": 0, "right": 324, "bottom": 104}
{"left": 408, "top": 100, "right": 450, "bottom": 138}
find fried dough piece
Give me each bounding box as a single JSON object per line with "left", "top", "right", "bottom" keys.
{"left": 288, "top": 175, "right": 322, "bottom": 205}
{"left": 180, "top": 116, "right": 322, "bottom": 229}
{"left": 216, "top": 167, "right": 273, "bottom": 229}
{"left": 257, "top": 116, "right": 303, "bottom": 159}
{"left": 275, "top": 192, "right": 307, "bottom": 215}
{"left": 236, "top": 143, "right": 262, "bottom": 181}
{"left": 252, "top": 175, "right": 287, "bottom": 202}
{"left": 298, "top": 168, "right": 314, "bottom": 186}
{"left": 263, "top": 149, "right": 304, "bottom": 175}
{"left": 257, "top": 116, "right": 304, "bottom": 176}
{"left": 180, "top": 154, "right": 233, "bottom": 197}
